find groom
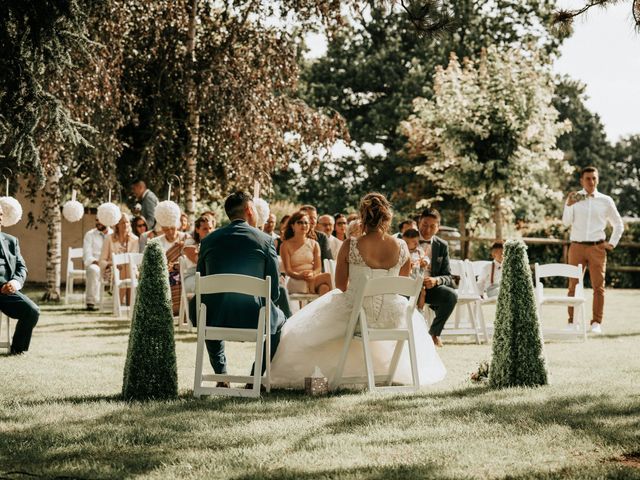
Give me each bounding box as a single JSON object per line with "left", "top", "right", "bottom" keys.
{"left": 191, "top": 191, "right": 288, "bottom": 383}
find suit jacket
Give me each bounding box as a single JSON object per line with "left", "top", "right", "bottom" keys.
{"left": 0, "top": 232, "right": 28, "bottom": 288}
{"left": 195, "top": 219, "right": 284, "bottom": 334}
{"left": 141, "top": 189, "right": 159, "bottom": 230}
{"left": 426, "top": 236, "right": 453, "bottom": 287}
{"left": 314, "top": 230, "right": 334, "bottom": 263}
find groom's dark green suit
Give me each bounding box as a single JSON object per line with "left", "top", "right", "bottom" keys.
{"left": 190, "top": 219, "right": 288, "bottom": 374}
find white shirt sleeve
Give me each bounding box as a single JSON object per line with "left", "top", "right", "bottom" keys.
{"left": 8, "top": 279, "right": 22, "bottom": 291}
{"left": 83, "top": 232, "right": 95, "bottom": 267}
{"left": 607, "top": 198, "right": 624, "bottom": 247}
{"left": 562, "top": 202, "right": 574, "bottom": 227}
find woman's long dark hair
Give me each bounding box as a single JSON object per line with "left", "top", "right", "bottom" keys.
{"left": 283, "top": 211, "right": 308, "bottom": 240}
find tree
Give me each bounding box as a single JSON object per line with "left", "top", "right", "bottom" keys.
{"left": 123, "top": 240, "right": 178, "bottom": 401}
{"left": 291, "top": 0, "right": 566, "bottom": 216}
{"left": 612, "top": 134, "right": 640, "bottom": 217}
{"left": 554, "top": 0, "right": 639, "bottom": 29}
{"left": 489, "top": 240, "right": 547, "bottom": 389}
{"left": 401, "top": 47, "right": 571, "bottom": 239}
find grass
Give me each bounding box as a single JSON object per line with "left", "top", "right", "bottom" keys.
{"left": 1, "top": 288, "right": 639, "bottom": 479}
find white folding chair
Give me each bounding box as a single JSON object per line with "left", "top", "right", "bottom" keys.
{"left": 0, "top": 313, "right": 12, "bottom": 352}
{"left": 323, "top": 258, "right": 337, "bottom": 289}
{"left": 177, "top": 256, "right": 194, "bottom": 330}
{"left": 111, "top": 252, "right": 134, "bottom": 317}
{"left": 331, "top": 275, "right": 423, "bottom": 393}
{"left": 535, "top": 263, "right": 586, "bottom": 341}
{"left": 438, "top": 259, "right": 486, "bottom": 344}
{"left": 64, "top": 247, "right": 86, "bottom": 305}
{"left": 128, "top": 253, "right": 144, "bottom": 319}
{"left": 193, "top": 273, "right": 272, "bottom": 398}
{"left": 286, "top": 276, "right": 320, "bottom": 310}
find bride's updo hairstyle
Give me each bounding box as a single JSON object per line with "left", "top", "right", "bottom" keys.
{"left": 359, "top": 192, "right": 392, "bottom": 233}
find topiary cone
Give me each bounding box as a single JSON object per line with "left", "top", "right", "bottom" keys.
{"left": 123, "top": 240, "right": 178, "bottom": 401}
{"left": 489, "top": 239, "right": 547, "bottom": 388}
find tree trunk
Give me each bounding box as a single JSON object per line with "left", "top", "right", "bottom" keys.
{"left": 183, "top": 0, "right": 199, "bottom": 222}
{"left": 42, "top": 165, "right": 62, "bottom": 302}
{"left": 493, "top": 195, "right": 503, "bottom": 241}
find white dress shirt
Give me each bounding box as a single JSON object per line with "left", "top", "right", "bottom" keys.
{"left": 562, "top": 189, "right": 624, "bottom": 247}
{"left": 477, "top": 260, "right": 502, "bottom": 295}
{"left": 83, "top": 227, "right": 112, "bottom": 267}
{"left": 328, "top": 235, "right": 343, "bottom": 260}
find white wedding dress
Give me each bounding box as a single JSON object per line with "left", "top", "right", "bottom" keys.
{"left": 270, "top": 237, "right": 446, "bottom": 389}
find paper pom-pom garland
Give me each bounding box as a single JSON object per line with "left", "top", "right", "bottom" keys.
{"left": 97, "top": 202, "right": 122, "bottom": 227}
{"left": 155, "top": 200, "right": 181, "bottom": 227}
{"left": 253, "top": 197, "right": 270, "bottom": 227}
{"left": 62, "top": 200, "right": 84, "bottom": 223}
{"left": 0, "top": 196, "right": 23, "bottom": 227}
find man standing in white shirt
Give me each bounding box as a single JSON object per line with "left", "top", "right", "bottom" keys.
{"left": 562, "top": 166, "right": 624, "bottom": 334}
{"left": 83, "top": 219, "right": 112, "bottom": 311}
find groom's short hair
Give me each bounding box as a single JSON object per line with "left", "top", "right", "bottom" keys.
{"left": 420, "top": 208, "right": 441, "bottom": 222}
{"left": 224, "top": 191, "right": 253, "bottom": 220}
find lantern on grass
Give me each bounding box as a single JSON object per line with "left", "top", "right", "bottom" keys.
{"left": 62, "top": 190, "right": 84, "bottom": 223}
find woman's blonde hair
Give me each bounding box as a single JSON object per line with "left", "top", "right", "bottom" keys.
{"left": 359, "top": 192, "right": 392, "bottom": 233}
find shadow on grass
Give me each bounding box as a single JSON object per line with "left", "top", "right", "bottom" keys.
{"left": 230, "top": 463, "right": 446, "bottom": 480}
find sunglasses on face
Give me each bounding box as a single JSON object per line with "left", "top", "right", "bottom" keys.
{"left": 296, "top": 221, "right": 309, "bottom": 225}
{"left": 136, "top": 223, "right": 147, "bottom": 228}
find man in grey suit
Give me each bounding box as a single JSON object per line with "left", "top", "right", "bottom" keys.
{"left": 419, "top": 208, "right": 457, "bottom": 347}
{"left": 0, "top": 204, "right": 39, "bottom": 355}
{"left": 131, "top": 179, "right": 159, "bottom": 230}
{"left": 191, "top": 191, "right": 288, "bottom": 383}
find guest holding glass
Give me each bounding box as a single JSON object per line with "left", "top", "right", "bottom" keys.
{"left": 281, "top": 211, "right": 332, "bottom": 296}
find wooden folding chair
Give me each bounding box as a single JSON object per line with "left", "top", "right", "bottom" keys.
{"left": 331, "top": 275, "right": 423, "bottom": 393}
{"left": 193, "top": 273, "right": 272, "bottom": 398}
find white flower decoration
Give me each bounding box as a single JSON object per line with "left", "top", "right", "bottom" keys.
{"left": 253, "top": 197, "right": 270, "bottom": 227}
{"left": 62, "top": 200, "right": 84, "bottom": 223}
{"left": 155, "top": 200, "right": 181, "bottom": 227}
{"left": 97, "top": 202, "right": 122, "bottom": 227}
{"left": 0, "top": 196, "right": 22, "bottom": 227}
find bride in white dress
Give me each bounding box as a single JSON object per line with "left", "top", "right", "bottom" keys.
{"left": 271, "top": 193, "right": 446, "bottom": 389}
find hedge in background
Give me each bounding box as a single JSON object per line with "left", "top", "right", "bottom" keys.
{"left": 490, "top": 239, "right": 547, "bottom": 389}
{"left": 123, "top": 240, "right": 178, "bottom": 401}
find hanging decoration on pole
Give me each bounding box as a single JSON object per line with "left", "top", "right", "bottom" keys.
{"left": 155, "top": 175, "right": 182, "bottom": 228}
{"left": 0, "top": 168, "right": 23, "bottom": 227}
{"left": 252, "top": 180, "right": 270, "bottom": 229}
{"left": 97, "top": 189, "right": 121, "bottom": 227}
{"left": 62, "top": 189, "right": 85, "bottom": 223}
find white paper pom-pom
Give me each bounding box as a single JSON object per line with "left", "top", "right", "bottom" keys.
{"left": 62, "top": 200, "right": 84, "bottom": 223}
{"left": 0, "top": 196, "right": 23, "bottom": 227}
{"left": 97, "top": 202, "right": 122, "bottom": 227}
{"left": 155, "top": 200, "right": 181, "bottom": 227}
{"left": 253, "top": 197, "right": 270, "bottom": 227}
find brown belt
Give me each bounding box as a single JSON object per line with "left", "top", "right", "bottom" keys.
{"left": 572, "top": 240, "right": 605, "bottom": 246}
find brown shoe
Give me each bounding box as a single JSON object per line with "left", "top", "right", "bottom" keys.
{"left": 216, "top": 382, "right": 230, "bottom": 388}
{"left": 431, "top": 335, "right": 443, "bottom": 348}
{"left": 245, "top": 383, "right": 266, "bottom": 392}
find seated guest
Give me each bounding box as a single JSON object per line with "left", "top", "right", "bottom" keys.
{"left": 179, "top": 213, "right": 191, "bottom": 233}
{"left": 0, "top": 204, "right": 39, "bottom": 355}
{"left": 83, "top": 218, "right": 112, "bottom": 311}
{"left": 137, "top": 227, "right": 158, "bottom": 253}
{"left": 403, "top": 228, "right": 429, "bottom": 309}
{"left": 333, "top": 213, "right": 348, "bottom": 242}
{"left": 281, "top": 211, "right": 332, "bottom": 296}
{"left": 418, "top": 208, "right": 457, "bottom": 347}
{"left": 317, "top": 214, "right": 342, "bottom": 260}
{"left": 275, "top": 214, "right": 290, "bottom": 255}
{"left": 299, "top": 205, "right": 333, "bottom": 262}
{"left": 477, "top": 242, "right": 504, "bottom": 298}
{"left": 183, "top": 215, "right": 214, "bottom": 294}
{"left": 263, "top": 213, "right": 278, "bottom": 239}
{"left": 190, "top": 191, "right": 288, "bottom": 383}
{"left": 346, "top": 218, "right": 362, "bottom": 238}
{"left": 131, "top": 215, "right": 148, "bottom": 238}
{"left": 156, "top": 216, "right": 190, "bottom": 316}
{"left": 99, "top": 213, "right": 139, "bottom": 307}
{"left": 396, "top": 218, "right": 418, "bottom": 238}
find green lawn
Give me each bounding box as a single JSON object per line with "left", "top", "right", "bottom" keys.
{"left": 1, "top": 288, "right": 639, "bottom": 479}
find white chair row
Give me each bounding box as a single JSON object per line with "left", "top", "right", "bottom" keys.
{"left": 99, "top": 252, "right": 144, "bottom": 318}
{"left": 65, "top": 247, "right": 86, "bottom": 305}
{"left": 193, "top": 272, "right": 422, "bottom": 398}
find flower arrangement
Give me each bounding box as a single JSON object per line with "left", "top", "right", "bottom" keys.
{"left": 470, "top": 361, "right": 490, "bottom": 382}
{"left": 0, "top": 196, "right": 22, "bottom": 226}
{"left": 97, "top": 202, "right": 121, "bottom": 227}
{"left": 63, "top": 200, "right": 84, "bottom": 223}
{"left": 155, "top": 200, "right": 181, "bottom": 228}
{"left": 253, "top": 197, "right": 270, "bottom": 227}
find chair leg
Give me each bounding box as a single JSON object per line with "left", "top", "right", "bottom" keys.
{"left": 476, "top": 303, "right": 489, "bottom": 344}
{"left": 252, "top": 317, "right": 265, "bottom": 398}
{"left": 360, "top": 322, "right": 376, "bottom": 392}
{"left": 407, "top": 328, "right": 420, "bottom": 390}
{"left": 330, "top": 326, "right": 355, "bottom": 391}
{"left": 64, "top": 276, "right": 70, "bottom": 305}
{"left": 468, "top": 303, "right": 480, "bottom": 345}
{"left": 387, "top": 339, "right": 405, "bottom": 386}
{"left": 193, "top": 305, "right": 207, "bottom": 398}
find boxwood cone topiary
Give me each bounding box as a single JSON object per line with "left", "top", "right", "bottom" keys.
{"left": 123, "top": 240, "right": 178, "bottom": 400}
{"left": 489, "top": 239, "right": 548, "bottom": 388}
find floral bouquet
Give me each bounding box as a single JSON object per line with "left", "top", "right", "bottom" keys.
{"left": 470, "top": 361, "right": 490, "bottom": 382}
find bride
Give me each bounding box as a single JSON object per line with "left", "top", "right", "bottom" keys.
{"left": 271, "top": 193, "right": 446, "bottom": 389}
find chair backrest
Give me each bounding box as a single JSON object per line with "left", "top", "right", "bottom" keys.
{"left": 450, "top": 259, "right": 475, "bottom": 294}
{"left": 179, "top": 256, "right": 189, "bottom": 285}
{"left": 323, "top": 259, "right": 337, "bottom": 289}
{"left": 67, "top": 247, "right": 84, "bottom": 271}
{"left": 128, "top": 253, "right": 144, "bottom": 282}
{"left": 111, "top": 253, "right": 130, "bottom": 283}
{"left": 470, "top": 260, "right": 492, "bottom": 277}
{"left": 534, "top": 263, "right": 583, "bottom": 297}
{"left": 464, "top": 260, "right": 483, "bottom": 296}
{"left": 195, "top": 273, "right": 271, "bottom": 330}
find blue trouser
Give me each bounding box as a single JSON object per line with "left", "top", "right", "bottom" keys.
{"left": 425, "top": 285, "right": 457, "bottom": 337}
{"left": 0, "top": 291, "right": 40, "bottom": 353}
